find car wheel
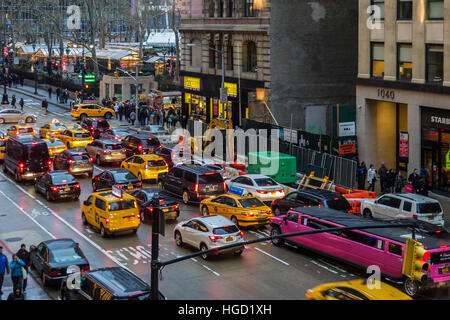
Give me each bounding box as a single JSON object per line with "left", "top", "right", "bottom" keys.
{"left": 138, "top": 173, "right": 143, "bottom": 182}
{"left": 140, "top": 211, "right": 146, "bottom": 223}
{"left": 88, "top": 171, "right": 93, "bottom": 178}
{"left": 182, "top": 190, "right": 190, "bottom": 205}
{"left": 200, "top": 243, "right": 209, "bottom": 260}
{"left": 3, "top": 165, "right": 7, "bottom": 174}
{"left": 175, "top": 231, "right": 183, "bottom": 247}
{"left": 14, "top": 171, "right": 21, "bottom": 182}
{"left": 363, "top": 209, "right": 373, "bottom": 219}
{"left": 34, "top": 184, "right": 39, "bottom": 194}
{"left": 234, "top": 249, "right": 243, "bottom": 256}
{"left": 25, "top": 117, "right": 33, "bottom": 123}
{"left": 66, "top": 143, "right": 71, "bottom": 149}
{"left": 274, "top": 207, "right": 281, "bottom": 216}
{"left": 202, "top": 206, "right": 209, "bottom": 216}
{"left": 104, "top": 112, "right": 112, "bottom": 120}
{"left": 41, "top": 272, "right": 47, "bottom": 287}
{"left": 271, "top": 227, "right": 284, "bottom": 246}
{"left": 231, "top": 216, "right": 239, "bottom": 227}
{"left": 92, "top": 182, "right": 97, "bottom": 192}
{"left": 100, "top": 224, "right": 107, "bottom": 238}
{"left": 46, "top": 191, "right": 52, "bottom": 202}
{"left": 81, "top": 213, "right": 88, "bottom": 226}
{"left": 404, "top": 278, "right": 420, "bottom": 297}
{"left": 0, "top": 118, "right": 5, "bottom": 124}
{"left": 96, "top": 156, "right": 102, "bottom": 166}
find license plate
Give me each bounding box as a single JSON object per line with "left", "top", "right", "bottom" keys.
{"left": 271, "top": 192, "right": 276, "bottom": 195}
{"left": 258, "top": 214, "right": 266, "bottom": 218}
{"left": 79, "top": 163, "right": 84, "bottom": 166}
{"left": 440, "top": 267, "right": 449, "bottom": 274}
{"left": 64, "top": 188, "right": 71, "bottom": 191}
{"left": 163, "top": 208, "right": 169, "bottom": 212}
{"left": 226, "top": 237, "right": 233, "bottom": 242}
{"left": 428, "top": 217, "right": 435, "bottom": 221}
{"left": 128, "top": 186, "right": 133, "bottom": 189}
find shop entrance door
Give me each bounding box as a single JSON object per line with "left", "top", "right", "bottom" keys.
{"left": 422, "top": 129, "right": 450, "bottom": 192}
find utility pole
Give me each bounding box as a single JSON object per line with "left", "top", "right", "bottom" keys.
{"left": 150, "top": 204, "right": 161, "bottom": 300}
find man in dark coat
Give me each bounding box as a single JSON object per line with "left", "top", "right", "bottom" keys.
{"left": 16, "top": 244, "right": 30, "bottom": 294}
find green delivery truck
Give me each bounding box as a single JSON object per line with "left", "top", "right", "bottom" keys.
{"left": 247, "top": 151, "right": 297, "bottom": 184}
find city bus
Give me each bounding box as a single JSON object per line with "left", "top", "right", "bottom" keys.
{"left": 270, "top": 206, "right": 450, "bottom": 297}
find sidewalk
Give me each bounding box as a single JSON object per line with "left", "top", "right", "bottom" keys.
{"left": 0, "top": 240, "right": 51, "bottom": 300}
{"left": 4, "top": 83, "right": 72, "bottom": 110}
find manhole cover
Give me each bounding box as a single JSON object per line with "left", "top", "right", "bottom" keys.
{"left": 4, "top": 237, "right": 23, "bottom": 242}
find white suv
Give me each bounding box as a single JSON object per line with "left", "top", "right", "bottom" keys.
{"left": 361, "top": 193, "right": 444, "bottom": 229}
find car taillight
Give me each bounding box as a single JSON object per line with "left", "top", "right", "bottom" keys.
{"left": 47, "top": 160, "right": 52, "bottom": 167}
{"left": 194, "top": 184, "right": 199, "bottom": 193}
{"left": 413, "top": 214, "right": 418, "bottom": 220}
{"left": 49, "top": 270, "right": 62, "bottom": 277}
{"left": 138, "top": 145, "right": 143, "bottom": 151}
{"left": 19, "top": 163, "right": 24, "bottom": 169}
{"left": 136, "top": 182, "right": 142, "bottom": 187}
{"left": 15, "top": 131, "right": 19, "bottom": 135}
{"left": 237, "top": 231, "right": 244, "bottom": 237}
{"left": 74, "top": 184, "right": 80, "bottom": 189}
{"left": 103, "top": 150, "right": 110, "bottom": 154}
{"left": 90, "top": 127, "right": 94, "bottom": 131}
{"left": 68, "top": 159, "right": 75, "bottom": 164}
{"left": 81, "top": 266, "right": 90, "bottom": 272}
{"left": 223, "top": 182, "right": 227, "bottom": 191}
{"left": 172, "top": 204, "right": 179, "bottom": 210}
{"left": 116, "top": 185, "right": 124, "bottom": 189}
{"left": 52, "top": 187, "right": 60, "bottom": 192}
{"left": 245, "top": 212, "right": 255, "bottom": 217}
{"left": 279, "top": 189, "right": 285, "bottom": 194}
{"left": 209, "top": 235, "right": 223, "bottom": 242}
{"left": 105, "top": 218, "right": 110, "bottom": 224}
{"left": 257, "top": 190, "right": 268, "bottom": 194}
{"left": 89, "top": 158, "right": 94, "bottom": 162}
{"left": 137, "top": 214, "right": 141, "bottom": 220}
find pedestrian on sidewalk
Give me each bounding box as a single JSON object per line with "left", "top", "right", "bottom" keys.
{"left": 114, "top": 103, "right": 119, "bottom": 120}
{"left": 356, "top": 161, "right": 367, "bottom": 190}
{"left": 378, "top": 162, "right": 388, "bottom": 194}
{"left": 20, "top": 76, "right": 24, "bottom": 87}
{"left": 56, "top": 88, "right": 61, "bottom": 102}
{"left": 48, "top": 86, "right": 52, "bottom": 99}
{"left": 129, "top": 109, "right": 136, "bottom": 126}
{"left": 1, "top": 93, "right": 9, "bottom": 106}
{"left": 0, "top": 246, "right": 10, "bottom": 295}
{"left": 42, "top": 99, "right": 48, "bottom": 115}
{"left": 19, "top": 98, "right": 24, "bottom": 111}
{"left": 118, "top": 103, "right": 124, "bottom": 121}
{"left": 386, "top": 169, "right": 395, "bottom": 194}
{"left": 10, "top": 95, "right": 16, "bottom": 109}
{"left": 367, "top": 164, "right": 377, "bottom": 192}
{"left": 408, "top": 168, "right": 420, "bottom": 187}
{"left": 394, "top": 171, "right": 405, "bottom": 193}
{"left": 9, "top": 254, "right": 25, "bottom": 292}
{"left": 16, "top": 244, "right": 30, "bottom": 294}
{"left": 7, "top": 287, "right": 24, "bottom": 300}
{"left": 63, "top": 89, "right": 69, "bottom": 104}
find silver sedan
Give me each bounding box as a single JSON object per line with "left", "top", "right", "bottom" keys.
{"left": 0, "top": 109, "right": 37, "bottom": 124}
{"left": 85, "top": 139, "right": 127, "bottom": 165}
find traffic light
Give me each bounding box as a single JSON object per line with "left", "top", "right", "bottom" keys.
{"left": 114, "top": 71, "right": 118, "bottom": 79}
{"left": 85, "top": 84, "right": 89, "bottom": 90}
{"left": 402, "top": 238, "right": 431, "bottom": 283}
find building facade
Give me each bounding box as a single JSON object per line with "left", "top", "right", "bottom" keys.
{"left": 179, "top": 0, "right": 270, "bottom": 126}
{"left": 357, "top": 0, "right": 450, "bottom": 193}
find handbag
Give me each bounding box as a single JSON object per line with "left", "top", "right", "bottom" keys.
{"left": 405, "top": 184, "right": 414, "bottom": 193}
{"left": 21, "top": 267, "right": 27, "bottom": 279}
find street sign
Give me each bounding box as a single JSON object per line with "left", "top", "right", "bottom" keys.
{"left": 220, "top": 87, "right": 228, "bottom": 104}
{"left": 78, "top": 74, "right": 96, "bottom": 80}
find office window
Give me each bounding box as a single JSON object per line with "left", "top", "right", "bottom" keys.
{"left": 217, "top": 43, "right": 223, "bottom": 70}
{"left": 428, "top": 0, "right": 444, "bottom": 20}
{"left": 398, "top": 44, "right": 412, "bottom": 81}
{"left": 245, "top": 0, "right": 255, "bottom": 17}
{"left": 426, "top": 45, "right": 443, "bottom": 84}
{"left": 228, "top": 0, "right": 233, "bottom": 17}
{"left": 209, "top": 39, "right": 216, "bottom": 69}
{"left": 209, "top": 0, "right": 215, "bottom": 17}
{"left": 226, "top": 43, "right": 234, "bottom": 70}
{"left": 371, "top": 0, "right": 385, "bottom": 20}
{"left": 243, "top": 41, "right": 257, "bottom": 72}
{"left": 371, "top": 43, "right": 385, "bottom": 79}
{"left": 397, "top": 0, "right": 412, "bottom": 20}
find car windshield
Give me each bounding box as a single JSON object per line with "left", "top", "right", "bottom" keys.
{"left": 74, "top": 132, "right": 91, "bottom": 138}
{"left": 72, "top": 155, "right": 89, "bottom": 161}
{"left": 327, "top": 198, "right": 351, "bottom": 211}
{"left": 105, "top": 144, "right": 123, "bottom": 150}
{"left": 198, "top": 173, "right": 223, "bottom": 184}
{"left": 53, "top": 124, "right": 67, "bottom": 130}
{"left": 28, "top": 145, "right": 49, "bottom": 160}
{"left": 148, "top": 160, "right": 166, "bottom": 167}
{"left": 114, "top": 130, "right": 129, "bottom": 136}
{"left": 46, "top": 140, "right": 65, "bottom": 147}
{"left": 238, "top": 197, "right": 265, "bottom": 208}
{"left": 213, "top": 225, "right": 239, "bottom": 235}
{"left": 114, "top": 171, "right": 137, "bottom": 182}
{"left": 49, "top": 247, "right": 84, "bottom": 264}
{"left": 417, "top": 203, "right": 442, "bottom": 214}
{"left": 254, "top": 178, "right": 278, "bottom": 187}
{"left": 109, "top": 200, "right": 136, "bottom": 211}
{"left": 96, "top": 121, "right": 109, "bottom": 128}
{"left": 19, "top": 127, "right": 33, "bottom": 133}
{"left": 141, "top": 138, "right": 160, "bottom": 147}
{"left": 51, "top": 173, "right": 76, "bottom": 185}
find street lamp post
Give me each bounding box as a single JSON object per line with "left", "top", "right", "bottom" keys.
{"left": 32, "top": 44, "right": 38, "bottom": 95}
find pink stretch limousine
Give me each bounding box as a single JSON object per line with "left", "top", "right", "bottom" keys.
{"left": 270, "top": 207, "right": 450, "bottom": 297}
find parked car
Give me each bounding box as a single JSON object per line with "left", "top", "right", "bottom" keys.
{"left": 360, "top": 193, "right": 445, "bottom": 229}
{"left": 91, "top": 169, "right": 142, "bottom": 192}
{"left": 271, "top": 189, "right": 352, "bottom": 216}
{"left": 173, "top": 215, "right": 245, "bottom": 260}
{"left": 0, "top": 109, "right": 36, "bottom": 124}
{"left": 60, "top": 267, "right": 165, "bottom": 300}
{"left": 34, "top": 171, "right": 81, "bottom": 201}
{"left": 158, "top": 165, "right": 226, "bottom": 204}
{"left": 85, "top": 139, "right": 127, "bottom": 165}
{"left": 130, "top": 188, "right": 180, "bottom": 222}
{"left": 226, "top": 174, "right": 285, "bottom": 205}
{"left": 30, "top": 239, "right": 90, "bottom": 287}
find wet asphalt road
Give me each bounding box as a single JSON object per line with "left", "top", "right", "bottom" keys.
{"left": 0, "top": 89, "right": 448, "bottom": 300}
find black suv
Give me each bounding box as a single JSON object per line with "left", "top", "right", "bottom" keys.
{"left": 121, "top": 134, "right": 161, "bottom": 157}
{"left": 3, "top": 134, "right": 51, "bottom": 182}
{"left": 80, "top": 118, "right": 111, "bottom": 139}
{"left": 155, "top": 145, "right": 189, "bottom": 168}
{"left": 158, "top": 165, "right": 226, "bottom": 204}
{"left": 92, "top": 169, "right": 142, "bottom": 192}
{"left": 60, "top": 267, "right": 165, "bottom": 300}
{"left": 271, "top": 189, "right": 352, "bottom": 216}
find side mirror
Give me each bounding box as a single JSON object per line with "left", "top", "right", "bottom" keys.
{"left": 283, "top": 216, "right": 288, "bottom": 224}
{"left": 30, "top": 245, "right": 37, "bottom": 252}
{"left": 83, "top": 201, "right": 89, "bottom": 206}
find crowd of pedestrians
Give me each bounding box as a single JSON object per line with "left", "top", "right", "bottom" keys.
{"left": 0, "top": 244, "right": 31, "bottom": 300}
{"left": 356, "top": 161, "right": 430, "bottom": 196}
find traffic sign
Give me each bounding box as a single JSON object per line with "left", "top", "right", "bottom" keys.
{"left": 220, "top": 87, "right": 228, "bottom": 104}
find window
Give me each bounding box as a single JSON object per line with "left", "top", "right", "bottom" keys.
{"left": 305, "top": 218, "right": 335, "bottom": 230}
{"left": 323, "top": 287, "right": 369, "bottom": 300}
{"left": 397, "top": 0, "right": 412, "bottom": 20}
{"left": 371, "top": 43, "right": 384, "bottom": 79}
{"left": 388, "top": 242, "right": 403, "bottom": 256}
{"left": 172, "top": 168, "right": 183, "bottom": 179}
{"left": 209, "top": 39, "right": 216, "bottom": 69}
{"left": 217, "top": 42, "right": 223, "bottom": 70}
{"left": 338, "top": 230, "right": 385, "bottom": 250}
{"left": 224, "top": 197, "right": 238, "bottom": 207}
{"left": 219, "top": 0, "right": 224, "bottom": 17}
{"left": 428, "top": 0, "right": 444, "bottom": 20}
{"left": 398, "top": 44, "right": 412, "bottom": 81}
{"left": 95, "top": 198, "right": 106, "bottom": 211}
{"left": 245, "top": 0, "right": 255, "bottom": 17}
{"left": 426, "top": 45, "right": 443, "bottom": 84}
{"left": 243, "top": 41, "right": 257, "bottom": 72}
{"left": 371, "top": 0, "right": 385, "bottom": 20}
{"left": 286, "top": 192, "right": 299, "bottom": 202}
{"left": 403, "top": 201, "right": 412, "bottom": 212}
{"left": 226, "top": 43, "right": 233, "bottom": 70}
{"left": 227, "top": 0, "right": 233, "bottom": 17}
{"left": 209, "top": 0, "right": 215, "bottom": 17}
{"left": 287, "top": 212, "right": 299, "bottom": 223}
{"left": 190, "top": 39, "right": 202, "bottom": 68}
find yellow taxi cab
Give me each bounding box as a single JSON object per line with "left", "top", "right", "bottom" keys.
{"left": 39, "top": 120, "right": 68, "bottom": 139}
{"left": 71, "top": 103, "right": 115, "bottom": 120}
{"left": 55, "top": 125, "right": 93, "bottom": 149}
{"left": 43, "top": 138, "right": 68, "bottom": 157}
{"left": 305, "top": 279, "right": 412, "bottom": 300}
{"left": 81, "top": 190, "right": 141, "bottom": 238}
{"left": 0, "top": 137, "right": 7, "bottom": 161}
{"left": 200, "top": 187, "right": 273, "bottom": 228}
{"left": 120, "top": 154, "right": 168, "bottom": 182}
{"left": 6, "top": 124, "right": 36, "bottom": 137}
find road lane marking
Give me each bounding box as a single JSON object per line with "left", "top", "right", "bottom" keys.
{"left": 0, "top": 190, "right": 56, "bottom": 240}
{"left": 254, "top": 247, "right": 290, "bottom": 266}
{"left": 201, "top": 264, "right": 221, "bottom": 277}
{"left": 317, "top": 259, "right": 348, "bottom": 274}
{"left": 310, "top": 260, "right": 339, "bottom": 274}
